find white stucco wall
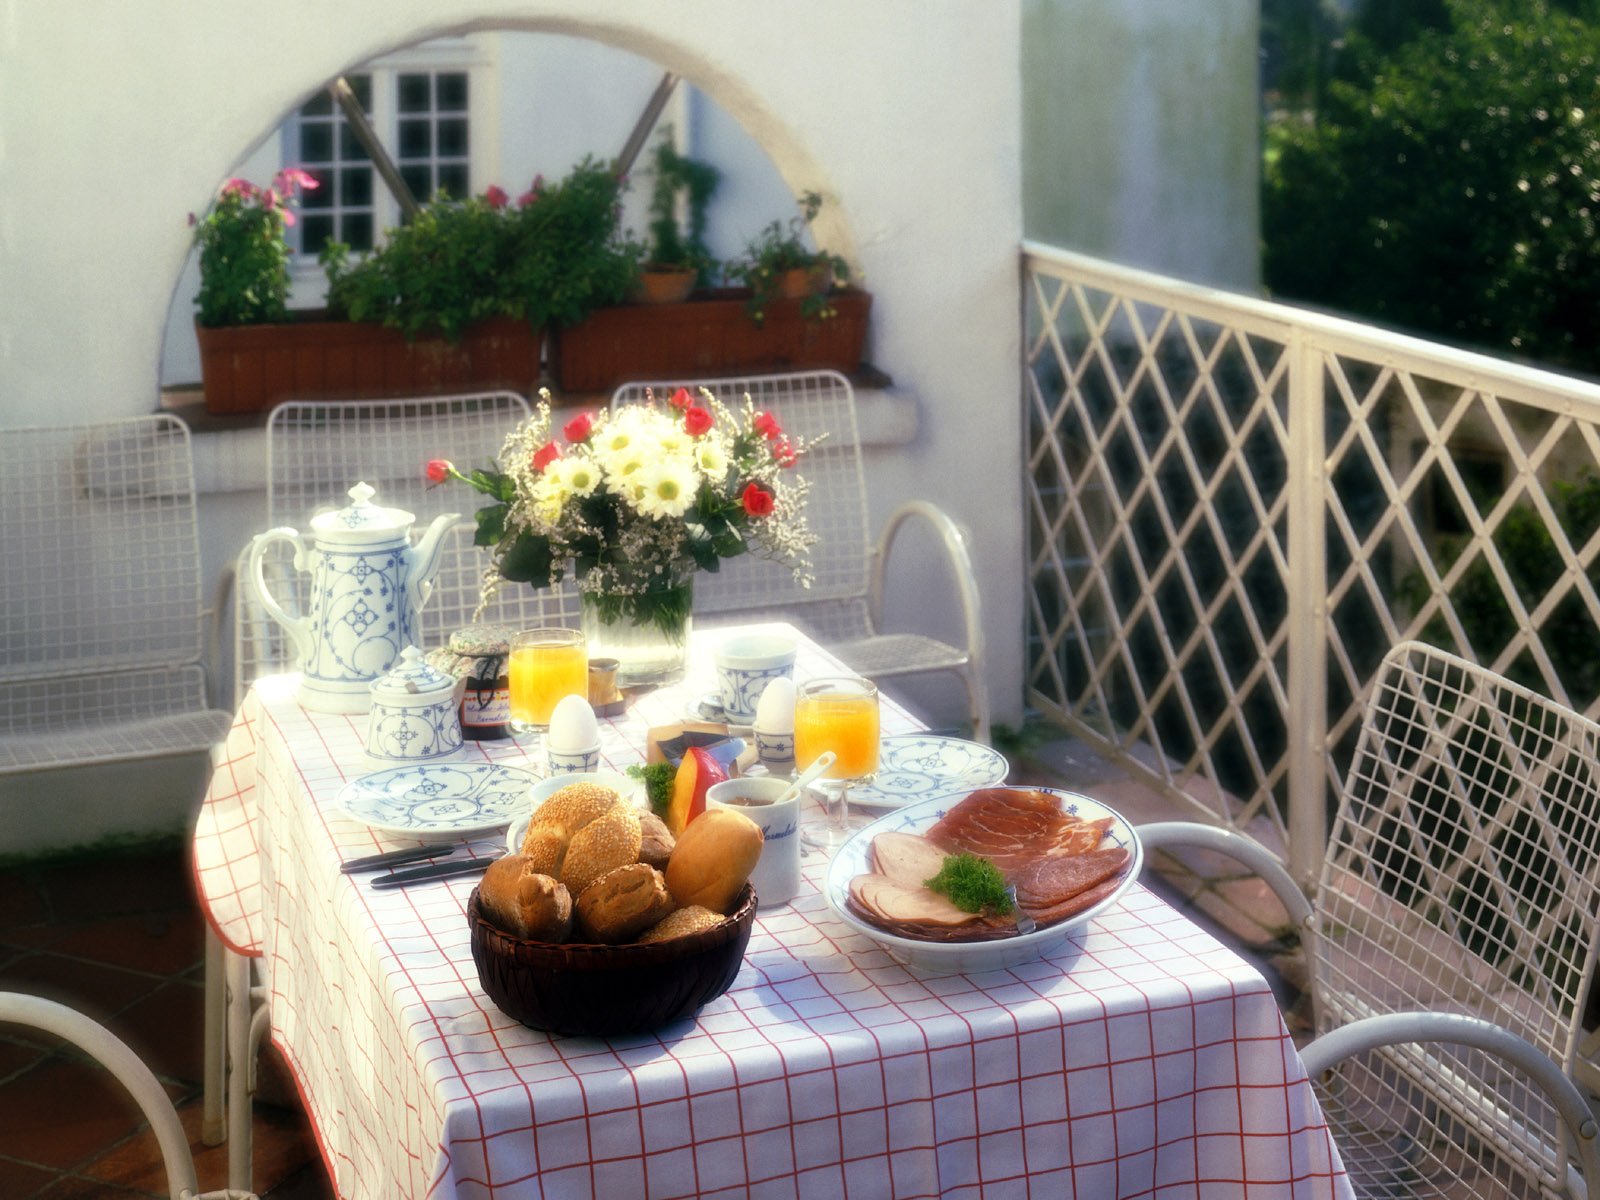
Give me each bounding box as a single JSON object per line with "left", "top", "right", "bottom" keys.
{"left": 0, "top": 3, "right": 1027, "bottom": 769}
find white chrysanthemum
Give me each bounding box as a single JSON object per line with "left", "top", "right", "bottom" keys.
{"left": 547, "top": 453, "right": 600, "bottom": 498}
{"left": 634, "top": 458, "right": 698, "bottom": 519}
{"left": 602, "top": 448, "right": 650, "bottom": 491}
{"left": 694, "top": 440, "right": 730, "bottom": 483}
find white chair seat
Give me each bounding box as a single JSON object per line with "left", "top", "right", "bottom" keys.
{"left": 0, "top": 709, "right": 231, "bottom": 772}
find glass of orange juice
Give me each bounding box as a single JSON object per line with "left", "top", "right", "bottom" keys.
{"left": 795, "top": 676, "right": 880, "bottom": 852}
{"left": 508, "top": 628, "right": 587, "bottom": 736}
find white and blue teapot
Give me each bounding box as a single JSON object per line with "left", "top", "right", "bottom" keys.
{"left": 249, "top": 482, "right": 458, "bottom": 713}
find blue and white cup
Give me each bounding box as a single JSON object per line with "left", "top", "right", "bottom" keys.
{"left": 713, "top": 633, "right": 798, "bottom": 723}
{"left": 707, "top": 775, "right": 807, "bottom": 908}
{"left": 546, "top": 742, "right": 601, "bottom": 775}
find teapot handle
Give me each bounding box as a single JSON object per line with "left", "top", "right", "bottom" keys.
{"left": 247, "top": 527, "right": 314, "bottom": 664}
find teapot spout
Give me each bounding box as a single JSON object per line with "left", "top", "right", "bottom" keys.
{"left": 404, "top": 512, "right": 462, "bottom": 617}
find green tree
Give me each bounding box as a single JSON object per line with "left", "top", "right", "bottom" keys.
{"left": 1263, "top": 0, "right": 1600, "bottom": 375}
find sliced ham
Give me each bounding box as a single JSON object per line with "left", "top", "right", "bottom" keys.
{"left": 1013, "top": 847, "right": 1130, "bottom": 908}
{"left": 1023, "top": 875, "right": 1124, "bottom": 926}
{"left": 870, "top": 831, "right": 949, "bottom": 889}
{"left": 849, "top": 873, "right": 977, "bottom": 928}
{"left": 927, "top": 788, "right": 1113, "bottom": 873}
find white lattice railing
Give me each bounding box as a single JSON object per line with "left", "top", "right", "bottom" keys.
{"left": 1024, "top": 241, "right": 1600, "bottom": 883}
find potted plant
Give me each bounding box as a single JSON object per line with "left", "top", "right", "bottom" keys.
{"left": 724, "top": 190, "right": 851, "bottom": 323}
{"left": 634, "top": 134, "right": 720, "bottom": 305}
{"left": 552, "top": 189, "right": 872, "bottom": 395}
{"left": 191, "top": 160, "right": 639, "bottom": 415}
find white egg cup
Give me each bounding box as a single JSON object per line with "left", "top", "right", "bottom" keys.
{"left": 546, "top": 742, "right": 601, "bottom": 775}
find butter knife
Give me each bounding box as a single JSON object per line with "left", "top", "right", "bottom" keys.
{"left": 341, "top": 845, "right": 455, "bottom": 874}
{"left": 369, "top": 857, "right": 493, "bottom": 890}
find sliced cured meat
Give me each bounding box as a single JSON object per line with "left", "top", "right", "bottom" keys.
{"left": 927, "top": 788, "right": 1110, "bottom": 872}
{"left": 849, "top": 873, "right": 979, "bottom": 928}
{"left": 1022, "top": 875, "right": 1124, "bottom": 927}
{"left": 870, "top": 831, "right": 950, "bottom": 890}
{"left": 1012, "top": 847, "right": 1130, "bottom": 907}
{"left": 845, "top": 897, "right": 1018, "bottom": 942}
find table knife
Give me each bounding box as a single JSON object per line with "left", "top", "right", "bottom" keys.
{"left": 340, "top": 845, "right": 455, "bottom": 874}
{"left": 369, "top": 858, "right": 493, "bottom": 889}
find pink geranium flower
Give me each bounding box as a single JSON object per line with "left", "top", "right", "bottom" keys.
{"left": 485, "top": 185, "right": 509, "bottom": 210}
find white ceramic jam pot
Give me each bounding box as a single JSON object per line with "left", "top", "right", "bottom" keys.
{"left": 249, "top": 482, "right": 458, "bottom": 713}
{"left": 364, "top": 646, "right": 467, "bottom": 769}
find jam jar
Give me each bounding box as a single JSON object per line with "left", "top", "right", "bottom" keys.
{"left": 430, "top": 624, "right": 514, "bottom": 741}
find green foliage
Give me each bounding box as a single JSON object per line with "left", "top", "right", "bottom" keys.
{"left": 725, "top": 191, "right": 851, "bottom": 323}
{"left": 323, "top": 159, "right": 641, "bottom": 341}
{"left": 643, "top": 133, "right": 721, "bottom": 283}
{"left": 1263, "top": 0, "right": 1600, "bottom": 374}
{"left": 192, "top": 171, "right": 316, "bottom": 327}
{"left": 1400, "top": 473, "right": 1600, "bottom": 700}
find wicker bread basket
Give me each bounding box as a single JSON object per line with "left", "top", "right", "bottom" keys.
{"left": 467, "top": 884, "right": 756, "bottom": 1036}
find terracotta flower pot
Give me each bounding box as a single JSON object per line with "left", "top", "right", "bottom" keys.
{"left": 634, "top": 266, "right": 698, "bottom": 305}
{"left": 776, "top": 266, "right": 832, "bottom": 300}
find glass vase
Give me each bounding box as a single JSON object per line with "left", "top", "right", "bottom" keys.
{"left": 580, "top": 574, "right": 693, "bottom": 688}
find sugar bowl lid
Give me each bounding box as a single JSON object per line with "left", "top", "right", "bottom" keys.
{"left": 309, "top": 482, "right": 417, "bottom": 541}
{"left": 370, "top": 645, "right": 459, "bottom": 706}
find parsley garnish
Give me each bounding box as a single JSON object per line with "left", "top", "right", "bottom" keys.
{"left": 925, "top": 853, "right": 1014, "bottom": 915}
{"left": 626, "top": 762, "right": 676, "bottom": 821}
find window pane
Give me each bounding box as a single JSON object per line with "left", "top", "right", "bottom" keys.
{"left": 300, "top": 215, "right": 333, "bottom": 254}
{"left": 338, "top": 123, "right": 370, "bottom": 162}
{"left": 399, "top": 119, "right": 431, "bottom": 159}
{"left": 340, "top": 167, "right": 373, "bottom": 207}
{"left": 349, "top": 74, "right": 373, "bottom": 111}
{"left": 398, "top": 73, "right": 431, "bottom": 114}
{"left": 437, "top": 118, "right": 468, "bottom": 158}
{"left": 299, "top": 123, "right": 333, "bottom": 163}
{"left": 437, "top": 73, "right": 468, "bottom": 112}
{"left": 301, "top": 167, "right": 333, "bottom": 209}
{"left": 400, "top": 164, "right": 434, "bottom": 202}
{"left": 438, "top": 164, "right": 469, "bottom": 200}
{"left": 341, "top": 212, "right": 374, "bottom": 251}
{"left": 300, "top": 91, "right": 332, "bottom": 118}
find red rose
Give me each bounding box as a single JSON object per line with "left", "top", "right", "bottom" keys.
{"left": 741, "top": 482, "right": 775, "bottom": 517}
{"left": 484, "top": 185, "right": 509, "bottom": 210}
{"left": 772, "top": 438, "right": 798, "bottom": 468}
{"left": 425, "top": 459, "right": 452, "bottom": 484}
{"left": 532, "top": 441, "right": 561, "bottom": 472}
{"left": 563, "top": 411, "right": 594, "bottom": 442}
{"left": 683, "top": 406, "right": 713, "bottom": 436}
{"left": 753, "top": 411, "right": 782, "bottom": 440}
{"left": 669, "top": 387, "right": 693, "bottom": 411}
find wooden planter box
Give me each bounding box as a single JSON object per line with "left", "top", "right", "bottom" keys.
{"left": 195, "top": 312, "right": 544, "bottom": 415}
{"left": 552, "top": 288, "right": 870, "bottom": 395}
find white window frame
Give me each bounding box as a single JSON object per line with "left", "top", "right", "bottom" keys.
{"left": 282, "top": 35, "right": 498, "bottom": 299}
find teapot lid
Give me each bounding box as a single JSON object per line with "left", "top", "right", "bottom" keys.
{"left": 370, "top": 645, "right": 459, "bottom": 705}
{"left": 309, "top": 482, "right": 416, "bottom": 540}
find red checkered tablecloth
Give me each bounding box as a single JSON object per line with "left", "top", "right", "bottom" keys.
{"left": 192, "top": 625, "right": 1352, "bottom": 1199}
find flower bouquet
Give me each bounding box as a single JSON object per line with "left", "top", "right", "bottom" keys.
{"left": 431, "top": 388, "right": 817, "bottom": 684}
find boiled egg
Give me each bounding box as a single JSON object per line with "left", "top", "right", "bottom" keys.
{"left": 546, "top": 693, "right": 600, "bottom": 752}
{"left": 753, "top": 676, "right": 796, "bottom": 735}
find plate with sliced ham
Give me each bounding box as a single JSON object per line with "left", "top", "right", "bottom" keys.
{"left": 823, "top": 785, "right": 1142, "bottom": 973}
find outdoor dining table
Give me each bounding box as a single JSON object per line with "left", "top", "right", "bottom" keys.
{"left": 193, "top": 621, "right": 1352, "bottom": 1199}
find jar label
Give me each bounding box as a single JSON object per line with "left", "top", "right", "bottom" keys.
{"left": 461, "top": 686, "right": 511, "bottom": 730}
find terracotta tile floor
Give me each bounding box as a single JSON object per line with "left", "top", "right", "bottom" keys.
{"left": 0, "top": 843, "right": 335, "bottom": 1199}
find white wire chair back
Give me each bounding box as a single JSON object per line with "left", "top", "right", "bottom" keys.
{"left": 1310, "top": 640, "right": 1600, "bottom": 1197}
{"left": 1, "top": 415, "right": 229, "bottom": 771}
{"left": 611, "top": 370, "right": 872, "bottom": 626}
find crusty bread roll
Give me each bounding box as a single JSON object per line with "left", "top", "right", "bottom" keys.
{"left": 636, "top": 905, "right": 725, "bottom": 944}
{"left": 520, "top": 783, "right": 640, "bottom": 894}
{"left": 664, "top": 808, "right": 763, "bottom": 914}
{"left": 575, "top": 863, "right": 676, "bottom": 944}
{"left": 637, "top": 811, "right": 675, "bottom": 869}
{"left": 479, "top": 854, "right": 573, "bottom": 942}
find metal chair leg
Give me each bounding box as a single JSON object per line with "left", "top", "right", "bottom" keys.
{"left": 202, "top": 927, "right": 226, "bottom": 1145}
{"left": 225, "top": 952, "right": 254, "bottom": 1194}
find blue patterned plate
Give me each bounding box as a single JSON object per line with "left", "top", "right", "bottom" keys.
{"left": 847, "top": 734, "right": 1010, "bottom": 810}
{"left": 336, "top": 763, "right": 538, "bottom": 839}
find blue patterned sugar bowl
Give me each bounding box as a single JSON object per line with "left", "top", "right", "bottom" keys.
{"left": 365, "top": 646, "right": 468, "bottom": 770}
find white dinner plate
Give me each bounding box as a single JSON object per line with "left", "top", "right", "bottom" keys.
{"left": 846, "top": 734, "right": 1010, "bottom": 810}
{"left": 336, "top": 763, "right": 538, "bottom": 839}
{"left": 823, "top": 785, "right": 1142, "bottom": 975}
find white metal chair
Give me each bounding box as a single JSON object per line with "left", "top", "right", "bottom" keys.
{"left": 0, "top": 415, "right": 231, "bottom": 774}
{"left": 611, "top": 370, "right": 989, "bottom": 740}
{"left": 0, "top": 991, "right": 258, "bottom": 1199}
{"left": 1140, "top": 639, "right": 1600, "bottom": 1198}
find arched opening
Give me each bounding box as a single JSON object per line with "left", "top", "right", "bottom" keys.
{"left": 158, "top": 23, "right": 866, "bottom": 400}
